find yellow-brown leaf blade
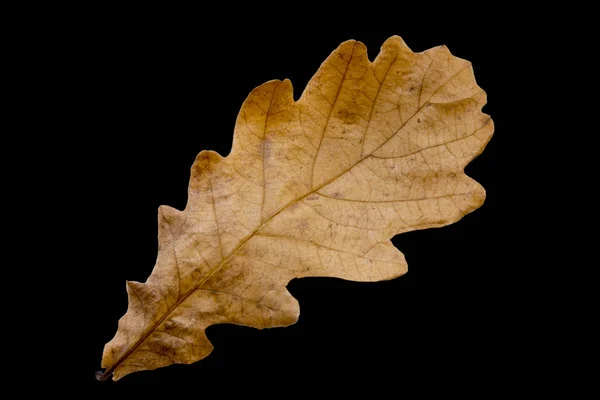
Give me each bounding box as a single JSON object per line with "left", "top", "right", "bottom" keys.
{"left": 99, "top": 35, "right": 493, "bottom": 381}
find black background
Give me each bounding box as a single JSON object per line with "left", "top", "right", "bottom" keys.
{"left": 47, "top": 6, "right": 525, "bottom": 393}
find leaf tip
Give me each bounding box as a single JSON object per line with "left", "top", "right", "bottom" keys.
{"left": 383, "top": 35, "right": 411, "bottom": 51}
{"left": 126, "top": 280, "right": 145, "bottom": 293}
{"left": 474, "top": 183, "right": 487, "bottom": 205}
{"left": 158, "top": 204, "right": 182, "bottom": 223}
{"left": 336, "top": 39, "right": 365, "bottom": 61}
{"left": 279, "top": 77, "right": 293, "bottom": 91}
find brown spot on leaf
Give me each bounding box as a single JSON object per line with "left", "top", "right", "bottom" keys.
{"left": 297, "top": 219, "right": 309, "bottom": 232}
{"left": 337, "top": 109, "right": 360, "bottom": 125}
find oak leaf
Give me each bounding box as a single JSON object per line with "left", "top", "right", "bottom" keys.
{"left": 98, "top": 36, "right": 493, "bottom": 381}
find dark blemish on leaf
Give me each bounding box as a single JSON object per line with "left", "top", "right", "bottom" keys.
{"left": 192, "top": 265, "right": 203, "bottom": 277}
{"left": 337, "top": 109, "right": 360, "bottom": 125}
{"left": 306, "top": 194, "right": 319, "bottom": 201}
{"left": 298, "top": 220, "right": 309, "bottom": 232}
{"left": 163, "top": 320, "right": 176, "bottom": 332}
{"left": 418, "top": 118, "right": 421, "bottom": 123}
{"left": 263, "top": 138, "right": 272, "bottom": 158}
{"left": 151, "top": 342, "right": 179, "bottom": 359}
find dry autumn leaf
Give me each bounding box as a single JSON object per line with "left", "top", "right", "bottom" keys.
{"left": 98, "top": 36, "right": 493, "bottom": 381}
